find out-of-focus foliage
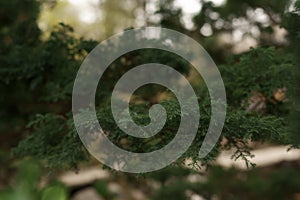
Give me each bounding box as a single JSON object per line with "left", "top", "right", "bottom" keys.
{"left": 0, "top": 0, "right": 299, "bottom": 199}
{"left": 156, "top": 0, "right": 295, "bottom": 62}
{"left": 0, "top": 160, "right": 68, "bottom": 200}
{"left": 1, "top": 159, "right": 299, "bottom": 200}
{"left": 93, "top": 180, "right": 116, "bottom": 199}
{"left": 146, "top": 165, "right": 300, "bottom": 200}
{"left": 0, "top": 0, "right": 298, "bottom": 171}
{"left": 282, "top": 0, "right": 300, "bottom": 144}
{"left": 39, "top": 0, "right": 144, "bottom": 39}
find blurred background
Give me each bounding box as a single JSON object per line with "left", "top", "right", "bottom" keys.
{"left": 0, "top": 0, "right": 300, "bottom": 199}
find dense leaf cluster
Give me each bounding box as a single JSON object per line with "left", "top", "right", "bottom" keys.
{"left": 0, "top": 0, "right": 298, "bottom": 171}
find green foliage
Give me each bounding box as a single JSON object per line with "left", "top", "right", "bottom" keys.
{"left": 0, "top": 1, "right": 299, "bottom": 200}
{"left": 0, "top": 160, "right": 68, "bottom": 200}
{"left": 157, "top": 0, "right": 294, "bottom": 62}
{"left": 0, "top": 0, "right": 298, "bottom": 172}
{"left": 146, "top": 165, "right": 300, "bottom": 200}
{"left": 13, "top": 113, "right": 89, "bottom": 170}
{"left": 193, "top": 166, "right": 300, "bottom": 200}
{"left": 151, "top": 183, "right": 188, "bottom": 200}
{"left": 221, "top": 47, "right": 294, "bottom": 108}
{"left": 0, "top": 1, "right": 295, "bottom": 168}
{"left": 93, "top": 180, "right": 116, "bottom": 200}
{"left": 282, "top": 0, "right": 300, "bottom": 144}
{"left": 41, "top": 184, "right": 68, "bottom": 200}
